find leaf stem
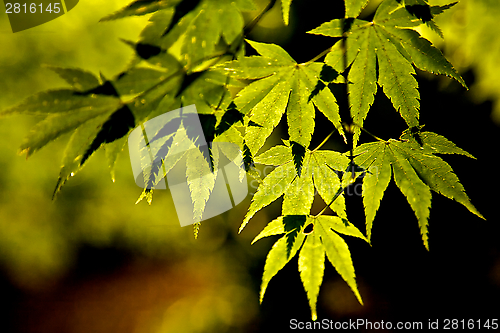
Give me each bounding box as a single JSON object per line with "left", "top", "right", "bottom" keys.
{"left": 351, "top": 122, "right": 384, "bottom": 142}
{"left": 315, "top": 186, "right": 344, "bottom": 217}
{"left": 244, "top": 0, "right": 277, "bottom": 35}
{"left": 305, "top": 46, "right": 332, "bottom": 64}
{"left": 311, "top": 129, "right": 335, "bottom": 152}
{"left": 141, "top": 123, "right": 154, "bottom": 161}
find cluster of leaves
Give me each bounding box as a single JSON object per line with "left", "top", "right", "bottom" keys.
{"left": 0, "top": 0, "right": 484, "bottom": 320}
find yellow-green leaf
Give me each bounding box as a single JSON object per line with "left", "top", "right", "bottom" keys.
{"left": 298, "top": 231, "right": 325, "bottom": 321}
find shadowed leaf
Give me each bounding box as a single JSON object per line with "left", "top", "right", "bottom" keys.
{"left": 284, "top": 215, "right": 307, "bottom": 258}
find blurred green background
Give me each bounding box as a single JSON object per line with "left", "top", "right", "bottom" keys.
{"left": 0, "top": 1, "right": 499, "bottom": 332}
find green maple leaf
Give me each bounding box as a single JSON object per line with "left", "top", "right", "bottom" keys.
{"left": 1, "top": 47, "right": 222, "bottom": 198}
{"left": 281, "top": 0, "right": 293, "bottom": 25}
{"left": 241, "top": 144, "right": 349, "bottom": 232}
{"left": 314, "top": 215, "right": 363, "bottom": 304}
{"left": 216, "top": 40, "right": 345, "bottom": 156}
{"left": 298, "top": 230, "right": 324, "bottom": 321}
{"left": 138, "top": 9, "right": 175, "bottom": 45}
{"left": 251, "top": 216, "right": 285, "bottom": 244}
{"left": 0, "top": 72, "right": 136, "bottom": 194}
{"left": 308, "top": 0, "right": 465, "bottom": 146}
{"left": 240, "top": 153, "right": 296, "bottom": 233}
{"left": 253, "top": 214, "right": 366, "bottom": 319}
{"left": 185, "top": 147, "right": 216, "bottom": 233}
{"left": 43, "top": 66, "right": 100, "bottom": 92}
{"left": 345, "top": 0, "right": 370, "bottom": 18}
{"left": 310, "top": 149, "right": 350, "bottom": 219}
{"left": 149, "top": 0, "right": 255, "bottom": 67}
{"left": 259, "top": 227, "right": 306, "bottom": 303}
{"left": 354, "top": 132, "right": 484, "bottom": 249}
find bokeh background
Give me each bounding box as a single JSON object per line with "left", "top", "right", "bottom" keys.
{"left": 0, "top": 0, "right": 499, "bottom": 332}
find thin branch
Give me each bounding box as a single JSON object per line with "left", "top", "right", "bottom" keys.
{"left": 311, "top": 129, "right": 335, "bottom": 152}
{"left": 304, "top": 46, "right": 332, "bottom": 64}
{"left": 352, "top": 121, "right": 385, "bottom": 142}
{"left": 315, "top": 186, "right": 344, "bottom": 217}
{"left": 244, "top": 0, "right": 278, "bottom": 35}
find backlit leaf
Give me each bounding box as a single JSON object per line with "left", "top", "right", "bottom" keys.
{"left": 251, "top": 216, "right": 285, "bottom": 244}
{"left": 254, "top": 145, "right": 292, "bottom": 166}
{"left": 355, "top": 142, "right": 392, "bottom": 240}
{"left": 298, "top": 231, "right": 325, "bottom": 321}
{"left": 310, "top": 150, "right": 348, "bottom": 219}
{"left": 400, "top": 130, "right": 475, "bottom": 158}
{"left": 308, "top": 0, "right": 464, "bottom": 136}
{"left": 240, "top": 160, "right": 295, "bottom": 232}
{"left": 316, "top": 216, "right": 363, "bottom": 304}
{"left": 260, "top": 231, "right": 305, "bottom": 302}
{"left": 317, "top": 215, "right": 367, "bottom": 242}
{"left": 345, "top": 0, "right": 370, "bottom": 18}
{"left": 281, "top": 0, "right": 293, "bottom": 25}
{"left": 218, "top": 41, "right": 344, "bottom": 155}
{"left": 353, "top": 133, "right": 482, "bottom": 249}
{"left": 186, "top": 146, "right": 216, "bottom": 223}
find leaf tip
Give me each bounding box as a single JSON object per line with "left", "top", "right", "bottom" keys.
{"left": 18, "top": 147, "right": 30, "bottom": 158}
{"left": 193, "top": 222, "right": 201, "bottom": 239}
{"left": 239, "top": 216, "right": 251, "bottom": 233}
{"left": 52, "top": 177, "right": 65, "bottom": 200}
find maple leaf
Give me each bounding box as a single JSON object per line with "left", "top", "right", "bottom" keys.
{"left": 241, "top": 144, "right": 349, "bottom": 232}
{"left": 308, "top": 0, "right": 465, "bottom": 146}
{"left": 216, "top": 40, "right": 345, "bottom": 159}
{"left": 353, "top": 131, "right": 484, "bottom": 249}
{"left": 253, "top": 214, "right": 366, "bottom": 320}
{"left": 281, "top": 0, "right": 293, "bottom": 25}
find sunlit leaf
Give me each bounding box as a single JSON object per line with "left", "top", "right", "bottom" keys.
{"left": 316, "top": 216, "right": 363, "bottom": 304}
{"left": 347, "top": 24, "right": 377, "bottom": 146}
{"left": 355, "top": 142, "right": 391, "bottom": 240}
{"left": 219, "top": 40, "right": 344, "bottom": 155}
{"left": 316, "top": 215, "right": 367, "bottom": 241}
{"left": 254, "top": 145, "right": 292, "bottom": 166}
{"left": 53, "top": 113, "right": 116, "bottom": 197}
{"left": 260, "top": 231, "right": 305, "bottom": 302}
{"left": 281, "top": 0, "right": 293, "bottom": 25}
{"left": 310, "top": 153, "right": 346, "bottom": 219}
{"left": 353, "top": 133, "right": 483, "bottom": 249}
{"left": 400, "top": 130, "right": 475, "bottom": 158}
{"left": 308, "top": 0, "right": 464, "bottom": 139}
{"left": 251, "top": 216, "right": 285, "bottom": 244}
{"left": 283, "top": 215, "right": 307, "bottom": 257}
{"left": 186, "top": 146, "right": 216, "bottom": 223}
{"left": 240, "top": 161, "right": 295, "bottom": 232}
{"left": 345, "top": 0, "right": 369, "bottom": 18}
{"left": 298, "top": 231, "right": 325, "bottom": 321}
